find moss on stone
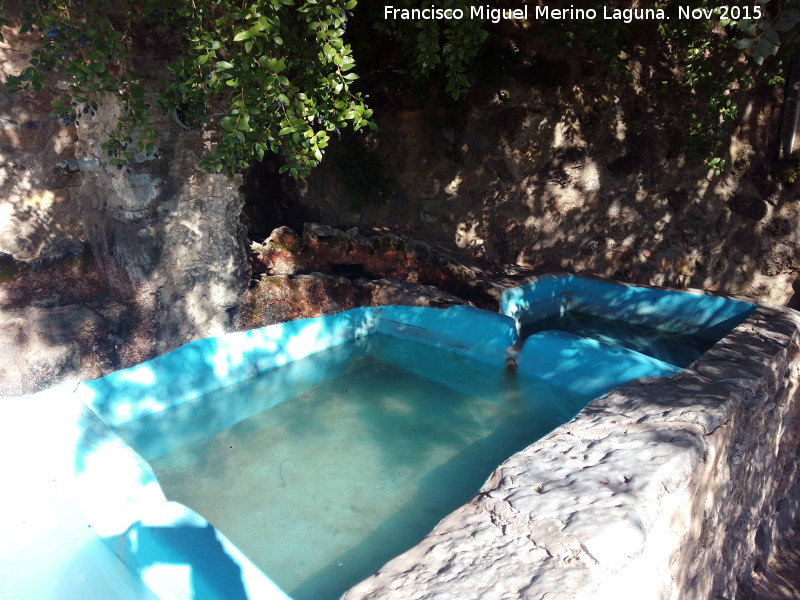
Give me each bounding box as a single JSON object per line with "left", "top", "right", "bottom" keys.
{"left": 371, "top": 236, "right": 405, "bottom": 254}
{"left": 267, "top": 239, "right": 302, "bottom": 255}
{"left": 0, "top": 260, "right": 17, "bottom": 282}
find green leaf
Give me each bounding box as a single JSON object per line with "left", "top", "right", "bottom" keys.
{"left": 220, "top": 116, "right": 236, "bottom": 132}
{"left": 216, "top": 61, "right": 234, "bottom": 70}
{"left": 233, "top": 30, "right": 252, "bottom": 42}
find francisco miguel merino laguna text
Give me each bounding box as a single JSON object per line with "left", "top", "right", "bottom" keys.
{"left": 384, "top": 4, "right": 764, "bottom": 23}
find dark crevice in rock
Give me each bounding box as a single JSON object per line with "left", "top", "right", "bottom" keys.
{"left": 786, "top": 279, "right": 800, "bottom": 311}
{"left": 239, "top": 156, "right": 307, "bottom": 243}
{"left": 330, "top": 263, "right": 376, "bottom": 280}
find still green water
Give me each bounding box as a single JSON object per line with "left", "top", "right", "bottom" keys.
{"left": 148, "top": 335, "right": 589, "bottom": 600}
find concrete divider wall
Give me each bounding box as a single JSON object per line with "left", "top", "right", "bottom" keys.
{"left": 501, "top": 274, "right": 754, "bottom": 336}
{"left": 373, "top": 304, "right": 517, "bottom": 367}
{"left": 342, "top": 302, "right": 800, "bottom": 600}
{"left": 516, "top": 330, "right": 682, "bottom": 397}
{"left": 76, "top": 305, "right": 519, "bottom": 430}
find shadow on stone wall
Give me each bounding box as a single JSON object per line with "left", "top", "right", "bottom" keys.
{"left": 0, "top": 15, "right": 249, "bottom": 393}
{"left": 297, "top": 26, "right": 799, "bottom": 305}
{"left": 239, "top": 157, "right": 307, "bottom": 242}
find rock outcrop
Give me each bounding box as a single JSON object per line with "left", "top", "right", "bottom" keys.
{"left": 0, "top": 16, "right": 249, "bottom": 390}
{"left": 0, "top": 302, "right": 132, "bottom": 395}
{"left": 239, "top": 223, "right": 489, "bottom": 329}
{"left": 250, "top": 223, "right": 497, "bottom": 304}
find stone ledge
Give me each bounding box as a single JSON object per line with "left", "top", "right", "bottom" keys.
{"left": 343, "top": 303, "right": 800, "bottom": 599}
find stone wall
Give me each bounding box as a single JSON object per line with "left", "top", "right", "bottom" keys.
{"left": 297, "top": 39, "right": 800, "bottom": 306}
{"left": 342, "top": 301, "right": 800, "bottom": 599}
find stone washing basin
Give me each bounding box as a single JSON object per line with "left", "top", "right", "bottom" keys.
{"left": 37, "top": 275, "right": 800, "bottom": 600}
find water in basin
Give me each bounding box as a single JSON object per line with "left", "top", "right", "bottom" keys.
{"left": 520, "top": 309, "right": 717, "bottom": 367}
{"left": 145, "top": 334, "right": 590, "bottom": 600}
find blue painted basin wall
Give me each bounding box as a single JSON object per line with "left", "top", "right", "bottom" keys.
{"left": 70, "top": 277, "right": 755, "bottom": 600}
{"left": 500, "top": 274, "right": 754, "bottom": 336}
{"left": 76, "top": 305, "right": 516, "bottom": 429}
{"left": 71, "top": 305, "right": 518, "bottom": 600}
{"left": 499, "top": 275, "right": 754, "bottom": 397}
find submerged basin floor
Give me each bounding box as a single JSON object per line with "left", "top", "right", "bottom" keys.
{"left": 145, "top": 335, "right": 589, "bottom": 600}
{"left": 520, "top": 309, "right": 716, "bottom": 368}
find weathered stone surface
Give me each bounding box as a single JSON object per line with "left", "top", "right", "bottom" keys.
{"left": 252, "top": 226, "right": 305, "bottom": 276}
{"left": 296, "top": 43, "right": 797, "bottom": 304}
{"left": 0, "top": 303, "right": 131, "bottom": 395}
{"left": 342, "top": 304, "right": 800, "bottom": 600}
{"left": 250, "top": 223, "right": 500, "bottom": 309}
{"left": 743, "top": 482, "right": 800, "bottom": 599}
{"left": 361, "top": 278, "right": 465, "bottom": 308}
{"left": 67, "top": 93, "right": 250, "bottom": 354}
{"left": 240, "top": 222, "right": 479, "bottom": 329}
{"left": 239, "top": 272, "right": 467, "bottom": 330}
{"left": 0, "top": 23, "right": 87, "bottom": 263}
{"left": 1, "top": 16, "right": 249, "bottom": 364}
{"left": 0, "top": 251, "right": 109, "bottom": 309}
{"left": 242, "top": 272, "right": 365, "bottom": 326}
